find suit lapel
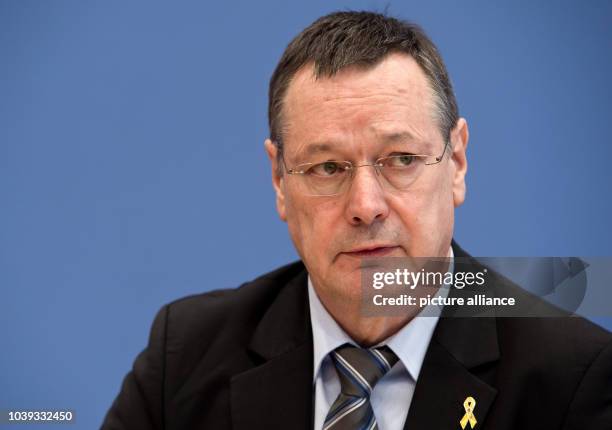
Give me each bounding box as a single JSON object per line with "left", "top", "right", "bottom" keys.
{"left": 230, "top": 268, "right": 314, "bottom": 430}
{"left": 404, "top": 242, "right": 500, "bottom": 429}
{"left": 403, "top": 317, "right": 499, "bottom": 430}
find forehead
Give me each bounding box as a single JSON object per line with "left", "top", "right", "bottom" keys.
{"left": 282, "top": 52, "right": 439, "bottom": 155}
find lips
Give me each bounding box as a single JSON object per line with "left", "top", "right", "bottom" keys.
{"left": 342, "top": 245, "right": 400, "bottom": 257}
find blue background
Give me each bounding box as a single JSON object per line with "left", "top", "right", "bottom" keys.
{"left": 1, "top": 0, "right": 611, "bottom": 428}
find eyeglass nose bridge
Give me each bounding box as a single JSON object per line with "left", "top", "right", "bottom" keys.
{"left": 346, "top": 160, "right": 388, "bottom": 178}
{"left": 351, "top": 161, "right": 385, "bottom": 170}
{"left": 342, "top": 161, "right": 387, "bottom": 193}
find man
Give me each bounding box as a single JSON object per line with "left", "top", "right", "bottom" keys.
{"left": 102, "top": 11, "right": 612, "bottom": 430}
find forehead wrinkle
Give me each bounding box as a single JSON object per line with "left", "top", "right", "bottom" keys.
{"left": 368, "top": 123, "right": 430, "bottom": 147}
{"left": 289, "top": 134, "right": 355, "bottom": 161}
{"left": 291, "top": 89, "right": 432, "bottom": 142}
{"left": 282, "top": 55, "right": 440, "bottom": 155}
{"left": 286, "top": 111, "right": 432, "bottom": 161}
{"left": 372, "top": 129, "right": 415, "bottom": 142}
{"left": 291, "top": 93, "right": 421, "bottom": 139}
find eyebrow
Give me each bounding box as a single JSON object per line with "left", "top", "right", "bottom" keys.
{"left": 297, "top": 130, "right": 421, "bottom": 159}
{"left": 300, "top": 142, "right": 334, "bottom": 157}
{"left": 377, "top": 130, "right": 431, "bottom": 152}
{"left": 378, "top": 131, "right": 417, "bottom": 144}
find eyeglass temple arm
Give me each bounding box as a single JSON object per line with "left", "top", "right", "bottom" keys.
{"left": 435, "top": 140, "right": 451, "bottom": 162}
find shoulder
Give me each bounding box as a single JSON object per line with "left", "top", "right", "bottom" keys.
{"left": 138, "top": 260, "right": 308, "bottom": 402}
{"left": 155, "top": 260, "right": 307, "bottom": 347}
{"left": 483, "top": 261, "right": 612, "bottom": 358}
{"left": 102, "top": 261, "right": 309, "bottom": 428}
{"left": 452, "top": 241, "right": 612, "bottom": 375}
{"left": 492, "top": 295, "right": 612, "bottom": 426}
{"left": 480, "top": 258, "right": 611, "bottom": 364}
{"left": 494, "top": 306, "right": 612, "bottom": 377}
{"left": 481, "top": 258, "right": 612, "bottom": 423}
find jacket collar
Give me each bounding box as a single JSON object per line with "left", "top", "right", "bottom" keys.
{"left": 231, "top": 266, "right": 314, "bottom": 430}
{"left": 247, "top": 267, "right": 311, "bottom": 360}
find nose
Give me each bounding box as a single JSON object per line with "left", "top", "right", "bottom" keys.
{"left": 344, "top": 165, "right": 390, "bottom": 226}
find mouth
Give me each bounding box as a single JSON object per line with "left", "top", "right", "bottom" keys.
{"left": 341, "top": 245, "right": 400, "bottom": 258}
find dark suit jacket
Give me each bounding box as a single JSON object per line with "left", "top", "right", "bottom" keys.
{"left": 102, "top": 243, "right": 612, "bottom": 429}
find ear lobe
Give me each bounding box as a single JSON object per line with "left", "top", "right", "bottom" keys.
{"left": 264, "top": 139, "right": 287, "bottom": 221}
{"left": 450, "top": 118, "right": 469, "bottom": 207}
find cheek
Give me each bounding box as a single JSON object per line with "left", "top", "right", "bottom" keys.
{"left": 284, "top": 195, "right": 342, "bottom": 261}
{"left": 420, "top": 168, "right": 455, "bottom": 218}
{"left": 394, "top": 197, "right": 434, "bottom": 242}
{"left": 390, "top": 178, "right": 455, "bottom": 252}
{"left": 416, "top": 175, "right": 455, "bottom": 249}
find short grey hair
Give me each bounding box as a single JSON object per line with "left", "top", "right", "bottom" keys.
{"left": 268, "top": 10, "right": 459, "bottom": 166}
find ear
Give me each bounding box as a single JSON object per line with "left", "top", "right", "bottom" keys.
{"left": 264, "top": 138, "right": 287, "bottom": 221}
{"left": 450, "top": 118, "right": 469, "bottom": 207}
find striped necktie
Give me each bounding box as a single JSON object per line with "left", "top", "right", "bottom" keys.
{"left": 323, "top": 343, "right": 399, "bottom": 430}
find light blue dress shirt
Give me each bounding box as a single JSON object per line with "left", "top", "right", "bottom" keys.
{"left": 308, "top": 248, "right": 453, "bottom": 430}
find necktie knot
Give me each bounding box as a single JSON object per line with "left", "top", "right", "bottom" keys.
{"left": 323, "top": 343, "right": 399, "bottom": 429}
{"left": 331, "top": 343, "right": 398, "bottom": 399}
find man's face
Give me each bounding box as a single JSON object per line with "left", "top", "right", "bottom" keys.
{"left": 265, "top": 52, "right": 468, "bottom": 306}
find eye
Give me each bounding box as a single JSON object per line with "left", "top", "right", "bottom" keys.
{"left": 387, "top": 154, "right": 416, "bottom": 167}
{"left": 309, "top": 161, "right": 345, "bottom": 176}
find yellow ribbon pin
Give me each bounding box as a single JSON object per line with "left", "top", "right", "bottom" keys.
{"left": 459, "top": 396, "right": 477, "bottom": 429}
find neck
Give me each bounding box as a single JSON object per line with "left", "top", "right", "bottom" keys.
{"left": 317, "top": 294, "right": 416, "bottom": 347}
{"left": 311, "top": 246, "right": 454, "bottom": 347}
{"left": 341, "top": 314, "right": 413, "bottom": 347}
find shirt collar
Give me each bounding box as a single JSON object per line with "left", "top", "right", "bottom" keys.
{"left": 308, "top": 246, "right": 454, "bottom": 382}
